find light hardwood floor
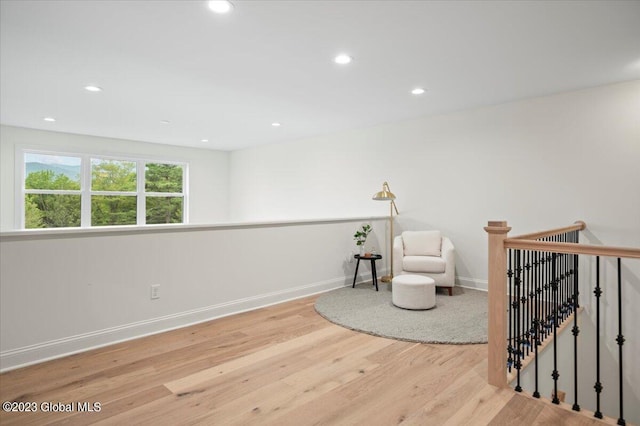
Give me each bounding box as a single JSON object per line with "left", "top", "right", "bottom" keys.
{"left": 0, "top": 295, "right": 606, "bottom": 425}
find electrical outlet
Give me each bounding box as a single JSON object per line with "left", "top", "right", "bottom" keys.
{"left": 150, "top": 284, "right": 160, "bottom": 300}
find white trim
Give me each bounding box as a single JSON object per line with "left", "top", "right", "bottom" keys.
{"left": 0, "top": 274, "right": 379, "bottom": 372}
{"left": 14, "top": 150, "right": 24, "bottom": 229}
{"left": 1, "top": 215, "right": 387, "bottom": 239}
{"left": 457, "top": 276, "right": 488, "bottom": 291}
{"left": 182, "top": 160, "right": 189, "bottom": 223}
{"left": 81, "top": 155, "right": 90, "bottom": 226}
{"left": 137, "top": 159, "right": 145, "bottom": 226}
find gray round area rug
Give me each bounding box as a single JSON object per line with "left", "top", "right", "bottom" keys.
{"left": 315, "top": 283, "right": 488, "bottom": 344}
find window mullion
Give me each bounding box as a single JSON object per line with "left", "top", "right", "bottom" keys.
{"left": 81, "top": 154, "right": 91, "bottom": 227}
{"left": 144, "top": 192, "right": 184, "bottom": 197}
{"left": 183, "top": 164, "right": 189, "bottom": 224}
{"left": 24, "top": 189, "right": 82, "bottom": 195}
{"left": 90, "top": 191, "right": 137, "bottom": 196}
{"left": 137, "top": 160, "right": 145, "bottom": 226}
{"left": 15, "top": 150, "right": 25, "bottom": 228}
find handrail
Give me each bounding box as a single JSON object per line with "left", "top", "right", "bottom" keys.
{"left": 509, "top": 221, "right": 586, "bottom": 240}
{"left": 504, "top": 239, "right": 640, "bottom": 259}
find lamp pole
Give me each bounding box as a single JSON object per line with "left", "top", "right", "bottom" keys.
{"left": 372, "top": 182, "right": 398, "bottom": 283}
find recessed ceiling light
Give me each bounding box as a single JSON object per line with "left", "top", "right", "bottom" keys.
{"left": 201, "top": 139, "right": 209, "bottom": 142}
{"left": 271, "top": 122, "right": 281, "bottom": 127}
{"left": 334, "top": 54, "right": 352, "bottom": 65}
{"left": 160, "top": 120, "right": 170, "bottom": 124}
{"left": 208, "top": 0, "right": 233, "bottom": 14}
{"left": 411, "top": 88, "right": 426, "bottom": 95}
{"left": 43, "top": 117, "right": 56, "bottom": 122}
{"left": 84, "top": 85, "right": 102, "bottom": 92}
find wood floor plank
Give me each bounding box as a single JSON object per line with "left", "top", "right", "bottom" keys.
{"left": 440, "top": 384, "right": 515, "bottom": 426}
{"left": 0, "top": 293, "right": 606, "bottom": 425}
{"left": 487, "top": 393, "right": 547, "bottom": 425}
{"left": 164, "top": 325, "right": 342, "bottom": 393}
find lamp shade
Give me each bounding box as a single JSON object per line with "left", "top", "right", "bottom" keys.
{"left": 372, "top": 182, "right": 396, "bottom": 201}
{"left": 372, "top": 189, "right": 395, "bottom": 200}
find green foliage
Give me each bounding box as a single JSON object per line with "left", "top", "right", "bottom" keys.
{"left": 25, "top": 170, "right": 80, "bottom": 190}
{"left": 91, "top": 195, "right": 137, "bottom": 226}
{"left": 91, "top": 160, "right": 136, "bottom": 191}
{"left": 146, "top": 196, "right": 183, "bottom": 224}
{"left": 25, "top": 194, "right": 81, "bottom": 228}
{"left": 24, "top": 196, "right": 44, "bottom": 228}
{"left": 353, "top": 223, "right": 372, "bottom": 246}
{"left": 145, "top": 163, "right": 183, "bottom": 193}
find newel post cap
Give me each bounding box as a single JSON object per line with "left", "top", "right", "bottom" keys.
{"left": 484, "top": 221, "right": 512, "bottom": 234}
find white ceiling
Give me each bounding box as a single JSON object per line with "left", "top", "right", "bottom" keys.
{"left": 1, "top": 0, "right": 639, "bottom": 151}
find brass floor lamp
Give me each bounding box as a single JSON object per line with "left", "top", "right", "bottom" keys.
{"left": 372, "top": 182, "right": 398, "bottom": 283}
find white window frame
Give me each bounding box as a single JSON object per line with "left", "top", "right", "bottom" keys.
{"left": 16, "top": 147, "right": 189, "bottom": 229}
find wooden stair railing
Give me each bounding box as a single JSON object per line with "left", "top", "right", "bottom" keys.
{"left": 485, "top": 220, "right": 640, "bottom": 425}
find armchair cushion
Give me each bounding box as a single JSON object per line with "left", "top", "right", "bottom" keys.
{"left": 402, "top": 230, "right": 442, "bottom": 257}
{"left": 403, "top": 256, "right": 446, "bottom": 273}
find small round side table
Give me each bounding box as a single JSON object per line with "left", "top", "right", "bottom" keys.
{"left": 352, "top": 254, "right": 383, "bottom": 291}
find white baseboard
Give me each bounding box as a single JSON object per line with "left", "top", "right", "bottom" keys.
{"left": 1, "top": 271, "right": 480, "bottom": 372}
{"left": 457, "top": 276, "right": 488, "bottom": 291}
{"left": 0, "top": 274, "right": 374, "bottom": 372}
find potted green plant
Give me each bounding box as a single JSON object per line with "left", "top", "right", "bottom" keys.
{"left": 353, "top": 224, "right": 372, "bottom": 256}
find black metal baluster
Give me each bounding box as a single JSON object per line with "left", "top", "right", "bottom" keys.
{"left": 514, "top": 249, "right": 522, "bottom": 392}
{"left": 572, "top": 243, "right": 580, "bottom": 411}
{"left": 535, "top": 250, "right": 543, "bottom": 347}
{"left": 533, "top": 250, "right": 541, "bottom": 398}
{"left": 547, "top": 243, "right": 552, "bottom": 340}
{"left": 563, "top": 233, "right": 567, "bottom": 321}
{"left": 507, "top": 249, "right": 513, "bottom": 373}
{"left": 616, "top": 257, "right": 626, "bottom": 426}
{"left": 561, "top": 234, "right": 567, "bottom": 321}
{"left": 524, "top": 250, "right": 531, "bottom": 356}
{"left": 594, "top": 256, "right": 603, "bottom": 419}
{"left": 545, "top": 241, "right": 553, "bottom": 341}
{"left": 575, "top": 231, "right": 580, "bottom": 312}
{"left": 559, "top": 234, "right": 564, "bottom": 322}
{"left": 568, "top": 235, "right": 571, "bottom": 314}
{"left": 528, "top": 250, "right": 535, "bottom": 354}
{"left": 559, "top": 235, "right": 564, "bottom": 322}
{"left": 551, "top": 252, "right": 560, "bottom": 404}
{"left": 562, "top": 233, "right": 570, "bottom": 320}
{"left": 543, "top": 242, "right": 549, "bottom": 341}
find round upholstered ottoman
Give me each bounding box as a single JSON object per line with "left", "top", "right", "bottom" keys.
{"left": 392, "top": 275, "right": 436, "bottom": 310}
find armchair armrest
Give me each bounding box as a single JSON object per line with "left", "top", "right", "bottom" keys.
{"left": 441, "top": 237, "right": 456, "bottom": 284}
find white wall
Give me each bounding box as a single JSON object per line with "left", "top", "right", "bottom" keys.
{"left": 0, "top": 125, "right": 230, "bottom": 230}
{"left": 229, "top": 80, "right": 640, "bottom": 288}
{"left": 0, "top": 217, "right": 386, "bottom": 370}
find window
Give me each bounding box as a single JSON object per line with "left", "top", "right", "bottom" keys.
{"left": 21, "top": 150, "right": 187, "bottom": 229}
{"left": 91, "top": 159, "right": 137, "bottom": 226}
{"left": 24, "top": 153, "right": 82, "bottom": 228}
{"left": 145, "top": 163, "right": 184, "bottom": 225}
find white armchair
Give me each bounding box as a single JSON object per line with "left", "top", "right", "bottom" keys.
{"left": 393, "top": 230, "right": 456, "bottom": 295}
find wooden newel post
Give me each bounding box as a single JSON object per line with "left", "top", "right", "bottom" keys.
{"left": 484, "top": 220, "right": 511, "bottom": 388}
